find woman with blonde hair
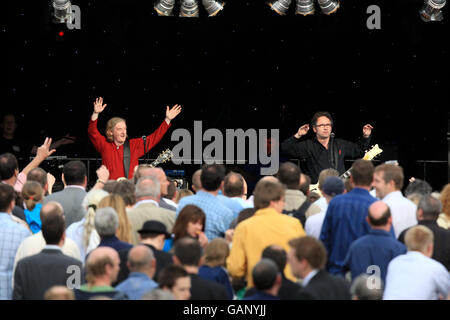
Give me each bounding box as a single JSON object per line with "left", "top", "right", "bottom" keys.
{"left": 65, "top": 189, "right": 109, "bottom": 261}
{"left": 98, "top": 194, "right": 132, "bottom": 243}
{"left": 437, "top": 184, "right": 450, "bottom": 229}
{"left": 21, "top": 181, "right": 44, "bottom": 233}
{"left": 198, "top": 238, "right": 234, "bottom": 299}
{"left": 174, "top": 189, "right": 193, "bottom": 204}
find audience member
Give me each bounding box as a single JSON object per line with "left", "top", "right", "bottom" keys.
{"left": 98, "top": 194, "right": 132, "bottom": 243}
{"left": 198, "top": 238, "right": 234, "bottom": 299}
{"left": 437, "top": 184, "right": 450, "bottom": 229}
{"left": 117, "top": 220, "right": 173, "bottom": 284}
{"left": 277, "top": 162, "right": 321, "bottom": 225}
{"left": 13, "top": 202, "right": 83, "bottom": 300}
{"left": 158, "top": 264, "right": 191, "bottom": 300}
{"left": 372, "top": 164, "right": 417, "bottom": 237}
{"left": 383, "top": 225, "right": 450, "bottom": 299}
{"left": 128, "top": 176, "right": 175, "bottom": 245}
{"left": 13, "top": 201, "right": 81, "bottom": 276}
{"left": 350, "top": 274, "right": 383, "bottom": 300}
{"left": 176, "top": 164, "right": 234, "bottom": 240}
{"left": 218, "top": 172, "right": 251, "bottom": 217}
{"left": 288, "top": 236, "right": 351, "bottom": 300}
{"left": 133, "top": 166, "right": 175, "bottom": 211}
{"left": 21, "top": 181, "right": 44, "bottom": 233}
{"left": 305, "top": 176, "right": 345, "bottom": 238}
{"left": 0, "top": 184, "right": 30, "bottom": 299}
{"left": 190, "top": 169, "right": 202, "bottom": 193}
{"left": 65, "top": 189, "right": 109, "bottom": 261}
{"left": 227, "top": 179, "right": 305, "bottom": 288}
{"left": 163, "top": 179, "right": 178, "bottom": 209}
{"left": 344, "top": 201, "right": 406, "bottom": 283}
{"left": 320, "top": 159, "right": 376, "bottom": 276}
{"left": 44, "top": 286, "right": 75, "bottom": 300}
{"left": 74, "top": 247, "right": 127, "bottom": 300}
{"left": 245, "top": 245, "right": 301, "bottom": 300}
{"left": 111, "top": 179, "right": 136, "bottom": 209}
{"left": 175, "top": 189, "right": 194, "bottom": 204}
{"left": 95, "top": 207, "right": 133, "bottom": 252}
{"left": 312, "top": 168, "right": 340, "bottom": 211}
{"left": 26, "top": 167, "right": 55, "bottom": 196}
{"left": 404, "top": 178, "right": 432, "bottom": 205}
{"left": 243, "top": 259, "right": 281, "bottom": 300}
{"left": 43, "top": 160, "right": 88, "bottom": 227}
{"left": 398, "top": 195, "right": 450, "bottom": 270}
{"left": 115, "top": 245, "right": 158, "bottom": 300}
{"left": 171, "top": 205, "right": 208, "bottom": 249}
{"left": 141, "top": 288, "right": 175, "bottom": 300}
{"left": 173, "top": 237, "right": 228, "bottom": 300}
{"left": 299, "top": 173, "right": 311, "bottom": 197}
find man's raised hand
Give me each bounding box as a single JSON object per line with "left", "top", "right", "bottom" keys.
{"left": 165, "top": 104, "right": 182, "bottom": 122}
{"left": 93, "top": 97, "right": 107, "bottom": 114}
{"left": 363, "top": 124, "right": 373, "bottom": 138}
{"left": 36, "top": 137, "right": 56, "bottom": 160}
{"left": 295, "top": 124, "right": 310, "bottom": 138}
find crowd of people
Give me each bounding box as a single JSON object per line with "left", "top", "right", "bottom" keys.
{"left": 1, "top": 148, "right": 450, "bottom": 300}
{"left": 1, "top": 106, "right": 449, "bottom": 300}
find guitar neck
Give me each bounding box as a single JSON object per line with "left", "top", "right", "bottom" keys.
{"left": 340, "top": 169, "right": 352, "bottom": 180}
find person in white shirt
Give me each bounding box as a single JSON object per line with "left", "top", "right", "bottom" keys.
{"left": 305, "top": 176, "right": 345, "bottom": 239}
{"left": 383, "top": 225, "right": 450, "bottom": 300}
{"left": 65, "top": 189, "right": 109, "bottom": 262}
{"left": 312, "top": 168, "right": 340, "bottom": 212}
{"left": 372, "top": 164, "right": 417, "bottom": 238}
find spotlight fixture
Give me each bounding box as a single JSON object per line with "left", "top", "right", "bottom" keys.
{"left": 180, "top": 0, "right": 199, "bottom": 17}
{"left": 295, "top": 0, "right": 314, "bottom": 16}
{"left": 52, "top": 0, "right": 72, "bottom": 23}
{"left": 202, "top": 0, "right": 224, "bottom": 16}
{"left": 154, "top": 0, "right": 176, "bottom": 16}
{"left": 419, "top": 0, "right": 446, "bottom": 22}
{"left": 317, "top": 0, "right": 340, "bottom": 15}
{"left": 269, "top": 0, "right": 292, "bottom": 15}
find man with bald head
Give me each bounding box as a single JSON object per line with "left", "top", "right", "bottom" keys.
{"left": 133, "top": 166, "right": 175, "bottom": 211}
{"left": 128, "top": 176, "right": 176, "bottom": 245}
{"left": 343, "top": 201, "right": 406, "bottom": 283}
{"left": 191, "top": 169, "right": 202, "bottom": 193}
{"left": 115, "top": 245, "right": 158, "bottom": 300}
{"left": 74, "top": 246, "right": 127, "bottom": 300}
{"left": 13, "top": 201, "right": 83, "bottom": 300}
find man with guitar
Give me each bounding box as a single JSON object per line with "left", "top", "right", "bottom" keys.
{"left": 281, "top": 111, "right": 373, "bottom": 184}
{"left": 88, "top": 97, "right": 181, "bottom": 180}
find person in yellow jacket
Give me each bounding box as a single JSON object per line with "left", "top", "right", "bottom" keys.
{"left": 226, "top": 178, "right": 306, "bottom": 289}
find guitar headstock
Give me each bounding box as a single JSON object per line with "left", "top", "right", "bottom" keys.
{"left": 155, "top": 149, "right": 174, "bottom": 164}
{"left": 363, "top": 144, "right": 383, "bottom": 161}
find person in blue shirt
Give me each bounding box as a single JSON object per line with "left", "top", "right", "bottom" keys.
{"left": 22, "top": 181, "right": 44, "bottom": 234}
{"left": 115, "top": 245, "right": 158, "bottom": 300}
{"left": 243, "top": 259, "right": 281, "bottom": 300}
{"left": 319, "top": 159, "right": 377, "bottom": 276}
{"left": 344, "top": 201, "right": 407, "bottom": 283}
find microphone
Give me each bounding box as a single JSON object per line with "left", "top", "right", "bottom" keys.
{"left": 330, "top": 132, "right": 335, "bottom": 138}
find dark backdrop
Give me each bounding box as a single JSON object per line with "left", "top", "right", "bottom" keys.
{"left": 6, "top": 0, "right": 449, "bottom": 191}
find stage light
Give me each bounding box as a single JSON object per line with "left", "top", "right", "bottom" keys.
{"left": 52, "top": 0, "right": 72, "bottom": 23}
{"left": 269, "top": 0, "right": 292, "bottom": 15}
{"left": 180, "top": 0, "right": 199, "bottom": 17}
{"left": 317, "top": 0, "right": 340, "bottom": 15}
{"left": 295, "top": 0, "right": 315, "bottom": 15}
{"left": 154, "top": 0, "right": 176, "bottom": 16}
{"left": 419, "top": 0, "right": 446, "bottom": 22}
{"left": 202, "top": 0, "right": 224, "bottom": 16}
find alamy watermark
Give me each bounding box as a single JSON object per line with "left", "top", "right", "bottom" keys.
{"left": 170, "top": 121, "right": 279, "bottom": 175}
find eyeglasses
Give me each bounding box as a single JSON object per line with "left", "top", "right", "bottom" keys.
{"left": 315, "top": 123, "right": 332, "bottom": 128}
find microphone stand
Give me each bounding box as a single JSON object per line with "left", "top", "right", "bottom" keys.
{"left": 142, "top": 135, "right": 148, "bottom": 164}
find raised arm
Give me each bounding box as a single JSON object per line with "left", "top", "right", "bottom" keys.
{"left": 342, "top": 123, "right": 374, "bottom": 158}
{"left": 281, "top": 124, "right": 310, "bottom": 158}
{"left": 91, "top": 97, "right": 107, "bottom": 121}
{"left": 21, "top": 138, "right": 56, "bottom": 176}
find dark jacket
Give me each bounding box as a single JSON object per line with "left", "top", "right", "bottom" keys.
{"left": 116, "top": 243, "right": 173, "bottom": 285}
{"left": 189, "top": 274, "right": 229, "bottom": 300}
{"left": 245, "top": 274, "right": 301, "bottom": 300}
{"left": 295, "top": 270, "right": 351, "bottom": 300}
{"left": 13, "top": 248, "right": 83, "bottom": 300}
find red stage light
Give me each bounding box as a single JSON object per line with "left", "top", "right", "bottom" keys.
{"left": 58, "top": 31, "right": 64, "bottom": 37}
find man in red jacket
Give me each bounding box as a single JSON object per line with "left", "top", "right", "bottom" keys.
{"left": 88, "top": 97, "right": 181, "bottom": 180}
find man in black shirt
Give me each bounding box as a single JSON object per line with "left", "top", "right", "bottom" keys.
{"left": 281, "top": 111, "right": 373, "bottom": 183}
